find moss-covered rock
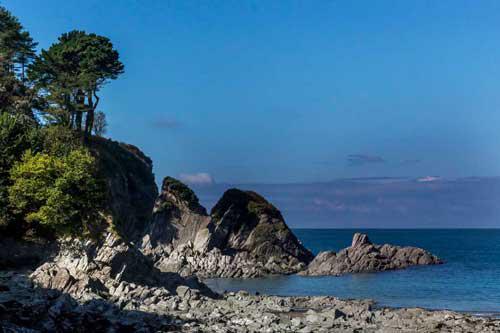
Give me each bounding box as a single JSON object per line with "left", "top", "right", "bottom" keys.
{"left": 208, "top": 188, "right": 314, "bottom": 266}
{"left": 160, "top": 177, "right": 204, "bottom": 213}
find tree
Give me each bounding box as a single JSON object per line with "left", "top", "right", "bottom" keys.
{"left": 9, "top": 149, "right": 106, "bottom": 236}
{"left": 92, "top": 111, "right": 107, "bottom": 136}
{"left": 0, "top": 6, "right": 37, "bottom": 78}
{"left": 29, "top": 31, "right": 124, "bottom": 140}
{"left": 0, "top": 113, "right": 41, "bottom": 229}
{"left": 0, "top": 6, "right": 39, "bottom": 120}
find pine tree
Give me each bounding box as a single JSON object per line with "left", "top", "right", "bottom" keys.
{"left": 28, "top": 31, "right": 124, "bottom": 140}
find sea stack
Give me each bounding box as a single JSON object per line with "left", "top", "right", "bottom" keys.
{"left": 300, "top": 233, "right": 442, "bottom": 276}
{"left": 142, "top": 183, "right": 314, "bottom": 278}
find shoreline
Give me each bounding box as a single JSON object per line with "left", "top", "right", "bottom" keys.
{"left": 203, "top": 275, "right": 500, "bottom": 318}
{"left": 3, "top": 270, "right": 500, "bottom": 332}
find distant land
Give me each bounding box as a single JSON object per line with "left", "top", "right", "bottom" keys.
{"left": 188, "top": 176, "right": 500, "bottom": 228}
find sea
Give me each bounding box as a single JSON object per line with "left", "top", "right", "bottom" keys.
{"left": 204, "top": 229, "right": 500, "bottom": 315}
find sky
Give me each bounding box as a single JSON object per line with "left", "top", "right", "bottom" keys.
{"left": 192, "top": 177, "right": 500, "bottom": 228}
{"left": 4, "top": 0, "right": 500, "bottom": 185}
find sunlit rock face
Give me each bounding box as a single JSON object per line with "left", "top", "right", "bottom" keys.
{"left": 142, "top": 181, "right": 314, "bottom": 278}
{"left": 299, "top": 233, "right": 442, "bottom": 276}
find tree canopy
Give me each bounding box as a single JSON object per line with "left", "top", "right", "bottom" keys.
{"left": 0, "top": 5, "right": 125, "bottom": 239}
{"left": 0, "top": 6, "right": 37, "bottom": 77}
{"left": 29, "top": 30, "right": 124, "bottom": 139}
{"left": 9, "top": 149, "right": 105, "bottom": 237}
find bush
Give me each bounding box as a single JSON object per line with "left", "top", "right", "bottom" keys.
{"left": 41, "top": 125, "right": 82, "bottom": 157}
{"left": 8, "top": 149, "right": 106, "bottom": 237}
{"left": 0, "top": 112, "right": 40, "bottom": 229}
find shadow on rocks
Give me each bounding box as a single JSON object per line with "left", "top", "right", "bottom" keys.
{"left": 0, "top": 272, "right": 196, "bottom": 333}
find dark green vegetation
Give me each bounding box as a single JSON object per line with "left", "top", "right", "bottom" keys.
{"left": 162, "top": 177, "right": 200, "bottom": 207}
{"left": 159, "top": 177, "right": 206, "bottom": 215}
{"left": 211, "top": 189, "right": 281, "bottom": 221}
{"left": 0, "top": 6, "right": 128, "bottom": 238}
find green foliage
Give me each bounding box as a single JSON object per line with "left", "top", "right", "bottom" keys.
{"left": 8, "top": 149, "right": 106, "bottom": 237}
{"left": 0, "top": 6, "right": 123, "bottom": 240}
{"left": 163, "top": 176, "right": 199, "bottom": 205}
{"left": 0, "top": 6, "right": 37, "bottom": 77}
{"left": 0, "top": 6, "right": 39, "bottom": 119}
{"left": 28, "top": 30, "right": 124, "bottom": 135}
{"left": 0, "top": 113, "right": 40, "bottom": 169}
{"left": 212, "top": 189, "right": 278, "bottom": 218}
{"left": 40, "top": 125, "right": 82, "bottom": 157}
{"left": 0, "top": 113, "right": 41, "bottom": 228}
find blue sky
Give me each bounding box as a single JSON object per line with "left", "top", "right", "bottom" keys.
{"left": 5, "top": 0, "right": 500, "bottom": 184}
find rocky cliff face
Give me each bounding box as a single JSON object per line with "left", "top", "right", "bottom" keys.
{"left": 142, "top": 182, "right": 314, "bottom": 278}
{"left": 91, "top": 138, "right": 158, "bottom": 240}
{"left": 141, "top": 177, "right": 212, "bottom": 262}
{"left": 300, "top": 233, "right": 442, "bottom": 276}
{"left": 30, "top": 232, "right": 215, "bottom": 306}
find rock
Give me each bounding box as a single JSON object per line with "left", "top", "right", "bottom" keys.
{"left": 0, "top": 237, "right": 58, "bottom": 271}
{"left": 31, "top": 232, "right": 215, "bottom": 305}
{"left": 91, "top": 138, "right": 158, "bottom": 240}
{"left": 142, "top": 182, "right": 314, "bottom": 278}
{"left": 351, "top": 233, "right": 370, "bottom": 247}
{"left": 300, "top": 233, "right": 443, "bottom": 276}
{"left": 4, "top": 271, "right": 500, "bottom": 332}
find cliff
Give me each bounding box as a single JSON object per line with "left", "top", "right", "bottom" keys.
{"left": 90, "top": 137, "right": 158, "bottom": 239}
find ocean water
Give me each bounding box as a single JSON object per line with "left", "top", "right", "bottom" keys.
{"left": 204, "top": 229, "right": 500, "bottom": 314}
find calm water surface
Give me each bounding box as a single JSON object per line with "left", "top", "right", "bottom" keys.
{"left": 204, "top": 229, "right": 500, "bottom": 314}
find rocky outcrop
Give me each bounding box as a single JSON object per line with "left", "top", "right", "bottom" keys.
{"left": 30, "top": 232, "right": 215, "bottom": 310}
{"left": 142, "top": 177, "right": 211, "bottom": 259}
{"left": 91, "top": 138, "right": 158, "bottom": 240}
{"left": 300, "top": 233, "right": 442, "bottom": 276}
{"left": 142, "top": 182, "right": 314, "bottom": 278}
{"left": 0, "top": 272, "right": 182, "bottom": 332}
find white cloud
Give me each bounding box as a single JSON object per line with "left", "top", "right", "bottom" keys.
{"left": 417, "top": 176, "right": 441, "bottom": 183}
{"left": 179, "top": 172, "right": 215, "bottom": 186}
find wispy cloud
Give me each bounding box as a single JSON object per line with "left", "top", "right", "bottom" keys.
{"left": 347, "top": 154, "right": 385, "bottom": 166}
{"left": 179, "top": 172, "right": 215, "bottom": 186}
{"left": 416, "top": 176, "right": 441, "bottom": 183}
{"left": 150, "top": 117, "right": 181, "bottom": 129}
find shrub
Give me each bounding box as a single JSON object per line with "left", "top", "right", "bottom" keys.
{"left": 40, "top": 125, "right": 82, "bottom": 157}
{"left": 8, "top": 149, "right": 106, "bottom": 237}
{"left": 0, "top": 112, "right": 40, "bottom": 229}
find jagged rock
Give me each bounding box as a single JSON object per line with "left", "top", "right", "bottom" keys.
{"left": 142, "top": 181, "right": 314, "bottom": 278}
{"left": 31, "top": 232, "right": 215, "bottom": 306}
{"left": 300, "top": 233, "right": 443, "bottom": 276}
{"left": 142, "top": 177, "right": 211, "bottom": 259}
{"left": 3, "top": 271, "right": 500, "bottom": 332}
{"left": 0, "top": 272, "right": 181, "bottom": 332}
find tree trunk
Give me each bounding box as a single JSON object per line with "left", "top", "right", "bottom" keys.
{"left": 75, "top": 111, "right": 83, "bottom": 132}
{"left": 84, "top": 89, "right": 99, "bottom": 143}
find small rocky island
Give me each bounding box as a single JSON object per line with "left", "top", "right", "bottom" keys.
{"left": 300, "top": 233, "right": 443, "bottom": 276}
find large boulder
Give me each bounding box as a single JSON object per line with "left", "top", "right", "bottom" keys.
{"left": 142, "top": 182, "right": 314, "bottom": 278}
{"left": 207, "top": 189, "right": 314, "bottom": 268}
{"left": 300, "top": 233, "right": 442, "bottom": 276}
